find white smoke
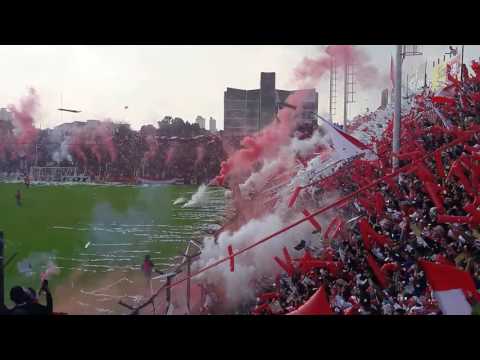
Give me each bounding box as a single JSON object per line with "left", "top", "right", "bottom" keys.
{"left": 17, "top": 252, "right": 59, "bottom": 278}
{"left": 41, "top": 260, "right": 60, "bottom": 281}
{"left": 183, "top": 184, "right": 209, "bottom": 208}
{"left": 50, "top": 129, "right": 73, "bottom": 163}
{"left": 195, "top": 210, "right": 317, "bottom": 307}
{"left": 290, "top": 130, "right": 324, "bottom": 157}
{"left": 195, "top": 128, "right": 355, "bottom": 307}
{"left": 240, "top": 130, "right": 326, "bottom": 198}
{"left": 173, "top": 197, "right": 187, "bottom": 205}
{"left": 52, "top": 138, "right": 73, "bottom": 163}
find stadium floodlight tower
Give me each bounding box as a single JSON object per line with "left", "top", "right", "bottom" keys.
{"left": 393, "top": 45, "right": 423, "bottom": 169}
{"left": 329, "top": 56, "right": 337, "bottom": 123}
{"left": 343, "top": 52, "right": 355, "bottom": 130}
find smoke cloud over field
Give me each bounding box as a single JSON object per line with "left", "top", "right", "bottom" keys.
{"left": 293, "top": 45, "right": 389, "bottom": 90}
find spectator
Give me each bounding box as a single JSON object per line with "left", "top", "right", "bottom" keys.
{"left": 8, "top": 280, "right": 53, "bottom": 315}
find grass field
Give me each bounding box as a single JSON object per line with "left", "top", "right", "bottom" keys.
{"left": 0, "top": 182, "right": 225, "bottom": 313}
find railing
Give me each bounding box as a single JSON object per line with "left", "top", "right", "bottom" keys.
{"left": 118, "top": 240, "right": 203, "bottom": 315}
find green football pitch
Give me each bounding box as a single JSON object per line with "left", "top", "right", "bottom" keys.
{"left": 0, "top": 182, "right": 224, "bottom": 313}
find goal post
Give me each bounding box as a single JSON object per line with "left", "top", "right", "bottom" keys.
{"left": 29, "top": 167, "right": 90, "bottom": 182}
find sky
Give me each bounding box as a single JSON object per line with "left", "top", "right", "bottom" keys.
{"left": 0, "top": 45, "right": 478, "bottom": 131}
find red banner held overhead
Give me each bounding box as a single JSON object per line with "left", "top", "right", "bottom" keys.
{"left": 228, "top": 245, "right": 235, "bottom": 272}
{"left": 424, "top": 182, "right": 446, "bottom": 213}
{"left": 434, "top": 151, "right": 446, "bottom": 178}
{"left": 282, "top": 247, "right": 294, "bottom": 270}
{"left": 367, "top": 254, "right": 389, "bottom": 289}
{"left": 274, "top": 256, "right": 294, "bottom": 277}
{"left": 287, "top": 286, "right": 332, "bottom": 315}
{"left": 288, "top": 186, "right": 302, "bottom": 208}
{"left": 302, "top": 209, "right": 322, "bottom": 232}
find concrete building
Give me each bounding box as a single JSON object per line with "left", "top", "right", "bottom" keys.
{"left": 380, "top": 89, "right": 389, "bottom": 109}
{"left": 209, "top": 117, "right": 217, "bottom": 132}
{"left": 195, "top": 115, "right": 206, "bottom": 129}
{"left": 0, "top": 108, "right": 13, "bottom": 122}
{"left": 224, "top": 72, "right": 318, "bottom": 137}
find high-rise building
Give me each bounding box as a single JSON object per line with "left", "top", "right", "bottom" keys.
{"left": 224, "top": 72, "right": 318, "bottom": 136}
{"left": 209, "top": 117, "right": 217, "bottom": 132}
{"left": 0, "top": 108, "right": 13, "bottom": 122}
{"left": 195, "top": 115, "right": 206, "bottom": 129}
{"left": 380, "top": 89, "right": 389, "bottom": 109}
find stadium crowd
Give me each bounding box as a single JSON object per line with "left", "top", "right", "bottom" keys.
{"left": 0, "top": 117, "right": 227, "bottom": 184}
{"left": 250, "top": 61, "right": 480, "bottom": 315}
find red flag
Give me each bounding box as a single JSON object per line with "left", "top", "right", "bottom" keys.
{"left": 274, "top": 256, "right": 294, "bottom": 276}
{"left": 424, "top": 182, "right": 446, "bottom": 213}
{"left": 367, "top": 254, "right": 389, "bottom": 289}
{"left": 452, "top": 162, "right": 474, "bottom": 195}
{"left": 332, "top": 219, "right": 345, "bottom": 240}
{"left": 434, "top": 151, "right": 446, "bottom": 178}
{"left": 282, "top": 247, "right": 294, "bottom": 270}
{"left": 414, "top": 162, "right": 435, "bottom": 183}
{"left": 302, "top": 209, "right": 322, "bottom": 232}
{"left": 397, "top": 150, "right": 423, "bottom": 161}
{"left": 357, "top": 196, "right": 375, "bottom": 215}
{"left": 380, "top": 262, "right": 399, "bottom": 276}
{"left": 288, "top": 186, "right": 302, "bottom": 208}
{"left": 287, "top": 286, "right": 332, "bottom": 315}
{"left": 420, "top": 260, "right": 480, "bottom": 314}
{"left": 324, "top": 217, "right": 341, "bottom": 242}
{"left": 359, "top": 218, "right": 373, "bottom": 250}
{"left": 227, "top": 245, "right": 235, "bottom": 272}
{"left": 432, "top": 96, "right": 456, "bottom": 106}
{"left": 374, "top": 192, "right": 385, "bottom": 217}
{"left": 359, "top": 217, "right": 392, "bottom": 249}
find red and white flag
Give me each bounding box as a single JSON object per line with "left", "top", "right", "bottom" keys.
{"left": 287, "top": 286, "right": 332, "bottom": 315}
{"left": 420, "top": 260, "right": 480, "bottom": 315}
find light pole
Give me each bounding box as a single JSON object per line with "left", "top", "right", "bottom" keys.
{"left": 344, "top": 61, "right": 348, "bottom": 129}
{"left": 393, "top": 45, "right": 402, "bottom": 169}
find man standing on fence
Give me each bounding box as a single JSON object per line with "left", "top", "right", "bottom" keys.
{"left": 141, "top": 255, "right": 155, "bottom": 294}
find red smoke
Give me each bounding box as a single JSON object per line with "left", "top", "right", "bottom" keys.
{"left": 69, "top": 121, "right": 117, "bottom": 165}
{"left": 143, "top": 134, "right": 159, "bottom": 162}
{"left": 215, "top": 90, "right": 309, "bottom": 186}
{"left": 195, "top": 144, "right": 206, "bottom": 168}
{"left": 164, "top": 144, "right": 176, "bottom": 166}
{"left": 2, "top": 88, "right": 40, "bottom": 159}
{"left": 293, "top": 45, "right": 386, "bottom": 89}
